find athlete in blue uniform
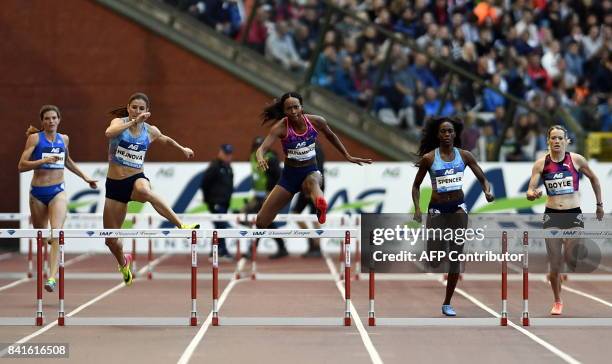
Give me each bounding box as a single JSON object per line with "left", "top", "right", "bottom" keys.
{"left": 18, "top": 105, "right": 97, "bottom": 292}
{"left": 412, "top": 117, "right": 494, "bottom": 316}
{"left": 527, "top": 125, "right": 603, "bottom": 315}
{"left": 104, "top": 93, "right": 199, "bottom": 285}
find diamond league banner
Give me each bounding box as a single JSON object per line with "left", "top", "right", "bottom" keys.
{"left": 19, "top": 162, "right": 612, "bottom": 253}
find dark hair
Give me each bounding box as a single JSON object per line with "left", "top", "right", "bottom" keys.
{"left": 26, "top": 105, "right": 61, "bottom": 136}
{"left": 261, "top": 92, "right": 303, "bottom": 125}
{"left": 109, "top": 92, "right": 150, "bottom": 118}
{"left": 415, "top": 116, "right": 463, "bottom": 165}
{"left": 546, "top": 124, "right": 568, "bottom": 139}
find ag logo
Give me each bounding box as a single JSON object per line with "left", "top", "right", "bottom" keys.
{"left": 127, "top": 144, "right": 139, "bottom": 150}
{"left": 444, "top": 169, "right": 455, "bottom": 175}
{"left": 553, "top": 173, "right": 564, "bottom": 179}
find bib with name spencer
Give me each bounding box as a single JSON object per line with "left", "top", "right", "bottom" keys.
{"left": 31, "top": 132, "right": 66, "bottom": 169}
{"left": 542, "top": 152, "right": 580, "bottom": 196}
{"left": 109, "top": 118, "right": 150, "bottom": 169}
{"left": 429, "top": 147, "right": 465, "bottom": 193}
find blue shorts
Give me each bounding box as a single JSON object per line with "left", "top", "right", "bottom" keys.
{"left": 31, "top": 183, "right": 65, "bottom": 206}
{"left": 278, "top": 164, "right": 319, "bottom": 195}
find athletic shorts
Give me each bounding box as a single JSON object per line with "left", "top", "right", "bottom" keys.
{"left": 426, "top": 200, "right": 468, "bottom": 273}
{"left": 277, "top": 164, "right": 319, "bottom": 195}
{"left": 30, "top": 183, "right": 65, "bottom": 206}
{"left": 543, "top": 207, "right": 584, "bottom": 229}
{"left": 105, "top": 173, "right": 149, "bottom": 204}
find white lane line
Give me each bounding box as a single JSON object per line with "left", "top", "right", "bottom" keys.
{"left": 0, "top": 253, "right": 92, "bottom": 292}
{"left": 325, "top": 256, "right": 383, "bottom": 364}
{"left": 0, "top": 277, "right": 30, "bottom": 293}
{"left": 176, "top": 258, "right": 246, "bottom": 364}
{"left": 442, "top": 279, "right": 580, "bottom": 364}
{"left": 0, "top": 253, "right": 14, "bottom": 261}
{"left": 0, "top": 254, "right": 171, "bottom": 358}
{"left": 545, "top": 279, "right": 612, "bottom": 309}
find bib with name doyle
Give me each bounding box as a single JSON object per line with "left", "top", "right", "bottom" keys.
{"left": 543, "top": 171, "right": 574, "bottom": 195}
{"left": 114, "top": 140, "right": 147, "bottom": 169}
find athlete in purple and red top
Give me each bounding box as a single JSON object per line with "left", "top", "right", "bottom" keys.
{"left": 527, "top": 125, "right": 604, "bottom": 315}
{"left": 255, "top": 92, "right": 371, "bottom": 229}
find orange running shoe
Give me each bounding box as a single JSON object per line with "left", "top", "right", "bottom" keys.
{"left": 315, "top": 196, "right": 327, "bottom": 224}
{"left": 550, "top": 301, "right": 563, "bottom": 315}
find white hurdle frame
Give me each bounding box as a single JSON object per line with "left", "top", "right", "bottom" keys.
{"left": 0, "top": 229, "right": 49, "bottom": 326}
{"left": 211, "top": 228, "right": 357, "bottom": 326}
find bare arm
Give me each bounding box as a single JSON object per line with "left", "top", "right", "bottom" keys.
{"left": 63, "top": 135, "right": 97, "bottom": 188}
{"left": 572, "top": 153, "right": 604, "bottom": 219}
{"left": 256, "top": 121, "right": 285, "bottom": 171}
{"left": 149, "top": 125, "right": 194, "bottom": 159}
{"left": 461, "top": 150, "right": 494, "bottom": 202}
{"left": 526, "top": 158, "right": 545, "bottom": 201}
{"left": 412, "top": 154, "right": 432, "bottom": 221}
{"left": 307, "top": 114, "right": 372, "bottom": 165}
{"left": 17, "top": 134, "right": 57, "bottom": 172}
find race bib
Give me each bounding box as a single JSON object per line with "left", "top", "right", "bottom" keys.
{"left": 115, "top": 140, "right": 147, "bottom": 168}
{"left": 286, "top": 142, "right": 316, "bottom": 161}
{"left": 544, "top": 171, "right": 574, "bottom": 195}
{"left": 41, "top": 147, "right": 65, "bottom": 169}
{"left": 434, "top": 170, "right": 463, "bottom": 192}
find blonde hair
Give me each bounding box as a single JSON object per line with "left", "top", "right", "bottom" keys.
{"left": 25, "top": 105, "right": 61, "bottom": 136}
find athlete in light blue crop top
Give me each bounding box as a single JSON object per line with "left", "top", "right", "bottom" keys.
{"left": 412, "top": 117, "right": 494, "bottom": 317}
{"left": 18, "top": 105, "right": 97, "bottom": 293}
{"left": 102, "top": 93, "right": 199, "bottom": 286}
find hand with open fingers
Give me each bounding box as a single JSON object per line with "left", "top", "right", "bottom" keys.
{"left": 258, "top": 156, "right": 269, "bottom": 171}
{"left": 346, "top": 155, "right": 372, "bottom": 165}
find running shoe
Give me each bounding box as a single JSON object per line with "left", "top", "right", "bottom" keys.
{"left": 550, "top": 301, "right": 563, "bottom": 315}
{"left": 180, "top": 223, "right": 201, "bottom": 229}
{"left": 442, "top": 304, "right": 456, "bottom": 316}
{"left": 315, "top": 196, "right": 327, "bottom": 224}
{"left": 44, "top": 278, "right": 57, "bottom": 293}
{"left": 118, "top": 254, "right": 134, "bottom": 286}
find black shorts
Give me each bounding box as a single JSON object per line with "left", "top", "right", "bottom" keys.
{"left": 543, "top": 207, "right": 584, "bottom": 229}
{"left": 105, "top": 173, "right": 149, "bottom": 204}
{"left": 426, "top": 202, "right": 468, "bottom": 273}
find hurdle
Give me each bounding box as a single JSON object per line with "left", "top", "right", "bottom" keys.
{"left": 52, "top": 228, "right": 202, "bottom": 326}
{"left": 520, "top": 229, "right": 612, "bottom": 327}
{"left": 211, "top": 228, "right": 356, "bottom": 326}
{"left": 240, "top": 214, "right": 357, "bottom": 281}
{"left": 0, "top": 229, "right": 48, "bottom": 326}
{"left": 367, "top": 230, "right": 511, "bottom": 327}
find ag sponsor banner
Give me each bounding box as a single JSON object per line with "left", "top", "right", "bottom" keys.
{"left": 20, "top": 162, "right": 612, "bottom": 253}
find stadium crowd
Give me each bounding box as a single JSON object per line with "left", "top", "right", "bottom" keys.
{"left": 164, "top": 0, "right": 611, "bottom": 161}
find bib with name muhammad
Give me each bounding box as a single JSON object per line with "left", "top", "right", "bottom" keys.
{"left": 429, "top": 147, "right": 466, "bottom": 193}
{"left": 108, "top": 118, "right": 150, "bottom": 169}
{"left": 31, "top": 132, "right": 66, "bottom": 170}
{"left": 542, "top": 152, "right": 580, "bottom": 196}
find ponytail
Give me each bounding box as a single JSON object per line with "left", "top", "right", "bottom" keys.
{"left": 25, "top": 125, "right": 40, "bottom": 136}
{"left": 109, "top": 92, "right": 150, "bottom": 118}
{"left": 260, "top": 92, "right": 303, "bottom": 125}
{"left": 27, "top": 104, "right": 61, "bottom": 136}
